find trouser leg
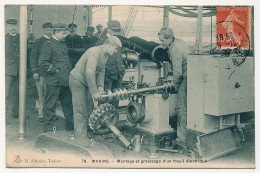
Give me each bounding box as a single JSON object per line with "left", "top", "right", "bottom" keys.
{"left": 39, "top": 76, "right": 45, "bottom": 105}
{"left": 69, "top": 75, "right": 89, "bottom": 138}
{"left": 43, "top": 85, "right": 60, "bottom": 132}
{"left": 5, "top": 75, "right": 19, "bottom": 118}
{"left": 59, "top": 86, "right": 74, "bottom": 130}
{"left": 38, "top": 77, "right": 45, "bottom": 117}
{"left": 35, "top": 76, "right": 45, "bottom": 104}
{"left": 176, "top": 77, "right": 187, "bottom": 142}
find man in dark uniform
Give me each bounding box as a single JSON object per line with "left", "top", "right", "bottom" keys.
{"left": 5, "top": 19, "right": 19, "bottom": 119}
{"left": 94, "top": 24, "right": 103, "bottom": 38}
{"left": 30, "top": 22, "right": 53, "bottom": 119}
{"left": 95, "top": 20, "right": 125, "bottom": 108}
{"left": 39, "top": 23, "right": 74, "bottom": 132}
{"left": 82, "top": 27, "right": 98, "bottom": 50}
{"left": 65, "top": 23, "right": 85, "bottom": 68}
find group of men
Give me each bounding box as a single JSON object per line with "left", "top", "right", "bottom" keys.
{"left": 5, "top": 18, "right": 188, "bottom": 150}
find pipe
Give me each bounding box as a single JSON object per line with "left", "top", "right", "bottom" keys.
{"left": 108, "top": 6, "right": 112, "bottom": 21}
{"left": 18, "top": 5, "right": 27, "bottom": 141}
{"left": 163, "top": 6, "right": 169, "bottom": 27}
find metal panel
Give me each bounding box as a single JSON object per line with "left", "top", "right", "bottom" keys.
{"left": 187, "top": 55, "right": 206, "bottom": 131}
{"left": 187, "top": 55, "right": 254, "bottom": 133}
{"left": 204, "top": 57, "right": 254, "bottom": 116}
{"left": 196, "top": 126, "right": 242, "bottom": 160}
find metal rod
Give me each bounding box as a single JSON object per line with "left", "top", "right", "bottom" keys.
{"left": 88, "top": 6, "right": 93, "bottom": 27}
{"left": 163, "top": 6, "right": 169, "bottom": 27}
{"left": 163, "top": 61, "right": 169, "bottom": 79}
{"left": 109, "top": 125, "right": 131, "bottom": 149}
{"left": 211, "top": 15, "right": 213, "bottom": 50}
{"left": 195, "top": 6, "right": 203, "bottom": 54}
{"left": 137, "top": 57, "right": 141, "bottom": 82}
{"left": 18, "top": 5, "right": 27, "bottom": 141}
{"left": 108, "top": 6, "right": 112, "bottom": 21}
{"left": 100, "top": 82, "right": 174, "bottom": 101}
{"left": 127, "top": 85, "right": 166, "bottom": 94}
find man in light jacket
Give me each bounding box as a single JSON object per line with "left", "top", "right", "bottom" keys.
{"left": 69, "top": 36, "right": 122, "bottom": 139}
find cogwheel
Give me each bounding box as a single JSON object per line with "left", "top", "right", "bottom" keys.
{"left": 88, "top": 103, "right": 119, "bottom": 135}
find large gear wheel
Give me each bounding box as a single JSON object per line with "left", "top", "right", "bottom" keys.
{"left": 88, "top": 103, "right": 119, "bottom": 135}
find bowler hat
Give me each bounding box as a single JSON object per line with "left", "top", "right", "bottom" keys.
{"left": 6, "top": 19, "right": 18, "bottom": 25}
{"left": 87, "top": 27, "right": 95, "bottom": 31}
{"left": 107, "top": 20, "right": 121, "bottom": 32}
{"left": 68, "top": 23, "right": 77, "bottom": 28}
{"left": 96, "top": 24, "right": 103, "bottom": 29}
{"left": 42, "top": 22, "right": 53, "bottom": 29}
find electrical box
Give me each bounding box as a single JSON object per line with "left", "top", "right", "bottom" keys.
{"left": 187, "top": 55, "right": 254, "bottom": 133}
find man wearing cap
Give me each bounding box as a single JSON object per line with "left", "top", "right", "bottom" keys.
{"left": 69, "top": 36, "right": 122, "bottom": 138}
{"left": 65, "top": 23, "right": 85, "bottom": 68}
{"left": 5, "top": 19, "right": 19, "bottom": 119}
{"left": 39, "top": 23, "right": 74, "bottom": 132}
{"left": 94, "top": 24, "right": 103, "bottom": 38}
{"left": 95, "top": 20, "right": 125, "bottom": 108}
{"left": 30, "top": 22, "right": 53, "bottom": 120}
{"left": 82, "top": 27, "right": 98, "bottom": 50}
{"left": 158, "top": 27, "right": 189, "bottom": 151}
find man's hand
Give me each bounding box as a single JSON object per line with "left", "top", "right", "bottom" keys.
{"left": 98, "top": 87, "right": 106, "bottom": 95}
{"left": 93, "top": 91, "right": 102, "bottom": 101}
{"left": 33, "top": 73, "right": 39, "bottom": 80}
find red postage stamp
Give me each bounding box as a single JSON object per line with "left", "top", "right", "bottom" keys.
{"left": 216, "top": 6, "right": 252, "bottom": 49}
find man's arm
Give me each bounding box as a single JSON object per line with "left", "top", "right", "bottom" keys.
{"left": 85, "top": 52, "right": 99, "bottom": 93}
{"left": 170, "top": 45, "right": 184, "bottom": 90}
{"left": 38, "top": 41, "right": 59, "bottom": 74}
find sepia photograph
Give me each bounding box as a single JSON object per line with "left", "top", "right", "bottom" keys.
{"left": 2, "top": 1, "right": 256, "bottom": 170}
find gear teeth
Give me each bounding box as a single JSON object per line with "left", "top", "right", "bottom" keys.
{"left": 100, "top": 104, "right": 106, "bottom": 110}
{"left": 96, "top": 107, "right": 102, "bottom": 113}
{"left": 93, "top": 109, "right": 98, "bottom": 115}
{"left": 88, "top": 103, "right": 119, "bottom": 134}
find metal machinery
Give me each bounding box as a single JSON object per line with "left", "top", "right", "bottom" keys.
{"left": 186, "top": 54, "right": 254, "bottom": 160}
{"left": 87, "top": 45, "right": 254, "bottom": 160}
{"left": 88, "top": 78, "right": 177, "bottom": 156}
{"left": 86, "top": 36, "right": 180, "bottom": 157}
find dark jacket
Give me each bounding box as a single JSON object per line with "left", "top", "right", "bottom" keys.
{"left": 82, "top": 35, "right": 98, "bottom": 50}
{"left": 95, "top": 34, "right": 125, "bottom": 80}
{"left": 5, "top": 33, "right": 19, "bottom": 76}
{"left": 29, "top": 36, "right": 50, "bottom": 74}
{"left": 38, "top": 37, "right": 72, "bottom": 86}
{"left": 65, "top": 34, "right": 85, "bottom": 68}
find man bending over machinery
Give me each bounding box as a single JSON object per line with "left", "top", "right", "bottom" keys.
{"left": 158, "top": 27, "right": 188, "bottom": 151}
{"left": 69, "top": 36, "right": 122, "bottom": 138}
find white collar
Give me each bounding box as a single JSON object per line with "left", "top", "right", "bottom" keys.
{"left": 43, "top": 35, "right": 50, "bottom": 39}
{"left": 52, "top": 36, "right": 59, "bottom": 41}
{"left": 9, "top": 33, "right": 17, "bottom": 36}
{"left": 106, "top": 33, "right": 111, "bottom": 38}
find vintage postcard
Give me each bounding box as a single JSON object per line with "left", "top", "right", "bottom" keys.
{"left": 2, "top": 0, "right": 257, "bottom": 171}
